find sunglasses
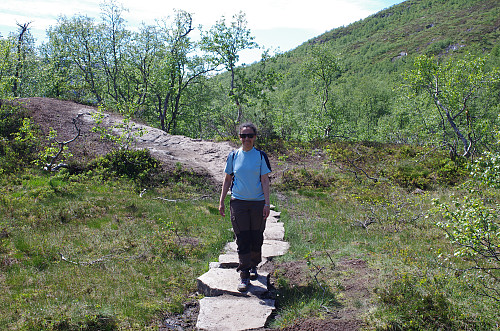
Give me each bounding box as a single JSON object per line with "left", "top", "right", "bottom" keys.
{"left": 239, "top": 133, "right": 255, "bottom": 139}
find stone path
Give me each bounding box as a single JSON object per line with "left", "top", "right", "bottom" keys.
{"left": 196, "top": 209, "right": 289, "bottom": 331}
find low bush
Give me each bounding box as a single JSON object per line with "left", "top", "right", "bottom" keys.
{"left": 376, "top": 273, "right": 492, "bottom": 330}
{"left": 0, "top": 105, "right": 41, "bottom": 173}
{"left": 90, "top": 149, "right": 160, "bottom": 186}
{"left": 0, "top": 104, "right": 28, "bottom": 139}
{"left": 279, "top": 168, "right": 334, "bottom": 190}
{"left": 391, "top": 162, "right": 432, "bottom": 190}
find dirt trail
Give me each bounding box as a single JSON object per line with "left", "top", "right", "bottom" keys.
{"left": 21, "top": 97, "right": 235, "bottom": 184}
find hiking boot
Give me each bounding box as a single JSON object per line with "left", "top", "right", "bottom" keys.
{"left": 237, "top": 278, "right": 250, "bottom": 292}
{"left": 249, "top": 267, "right": 258, "bottom": 280}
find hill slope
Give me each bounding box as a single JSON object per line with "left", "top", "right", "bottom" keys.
{"left": 20, "top": 97, "right": 235, "bottom": 184}
{"left": 220, "top": 0, "right": 499, "bottom": 142}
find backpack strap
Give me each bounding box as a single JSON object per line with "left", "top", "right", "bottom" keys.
{"left": 256, "top": 149, "right": 272, "bottom": 172}
{"left": 229, "top": 150, "right": 236, "bottom": 176}
{"left": 229, "top": 150, "right": 236, "bottom": 191}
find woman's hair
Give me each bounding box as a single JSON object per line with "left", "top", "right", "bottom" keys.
{"left": 239, "top": 122, "right": 257, "bottom": 135}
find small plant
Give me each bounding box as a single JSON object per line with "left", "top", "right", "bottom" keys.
{"left": 91, "top": 105, "right": 147, "bottom": 150}
{"left": 36, "top": 127, "right": 78, "bottom": 171}
{"left": 280, "top": 168, "right": 333, "bottom": 190}
{"left": 391, "top": 163, "right": 432, "bottom": 190}
{"left": 377, "top": 274, "right": 456, "bottom": 330}
{"left": 277, "top": 154, "right": 289, "bottom": 166}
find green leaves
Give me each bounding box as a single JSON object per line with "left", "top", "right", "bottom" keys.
{"left": 436, "top": 195, "right": 499, "bottom": 258}
{"left": 434, "top": 128, "right": 500, "bottom": 301}
{"left": 404, "top": 53, "right": 500, "bottom": 157}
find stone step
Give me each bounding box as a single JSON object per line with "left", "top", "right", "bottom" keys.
{"left": 269, "top": 210, "right": 280, "bottom": 219}
{"left": 197, "top": 267, "right": 270, "bottom": 297}
{"left": 217, "top": 253, "right": 239, "bottom": 268}
{"left": 195, "top": 206, "right": 286, "bottom": 331}
{"left": 267, "top": 216, "right": 280, "bottom": 224}
{"left": 196, "top": 295, "right": 275, "bottom": 331}
{"left": 224, "top": 240, "right": 290, "bottom": 259}
{"left": 264, "top": 222, "right": 285, "bottom": 240}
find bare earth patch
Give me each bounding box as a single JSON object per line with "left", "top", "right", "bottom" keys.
{"left": 268, "top": 258, "right": 374, "bottom": 330}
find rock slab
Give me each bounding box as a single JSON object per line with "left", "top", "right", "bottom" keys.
{"left": 196, "top": 295, "right": 275, "bottom": 331}
{"left": 197, "top": 268, "right": 270, "bottom": 297}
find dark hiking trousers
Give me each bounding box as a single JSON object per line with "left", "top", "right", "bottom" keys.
{"left": 230, "top": 199, "right": 266, "bottom": 278}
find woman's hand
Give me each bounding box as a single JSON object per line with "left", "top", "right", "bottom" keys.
{"left": 219, "top": 202, "right": 226, "bottom": 217}
{"left": 263, "top": 204, "right": 270, "bottom": 219}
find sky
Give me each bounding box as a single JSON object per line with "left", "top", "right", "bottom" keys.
{"left": 0, "top": 0, "right": 404, "bottom": 64}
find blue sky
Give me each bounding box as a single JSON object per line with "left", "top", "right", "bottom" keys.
{"left": 0, "top": 0, "right": 404, "bottom": 64}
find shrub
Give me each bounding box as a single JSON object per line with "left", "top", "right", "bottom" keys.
{"left": 377, "top": 274, "right": 459, "bottom": 330}
{"left": 391, "top": 163, "right": 432, "bottom": 190}
{"left": 90, "top": 149, "right": 160, "bottom": 186}
{"left": 434, "top": 158, "right": 467, "bottom": 186}
{"left": 280, "top": 168, "right": 333, "bottom": 190}
{"left": 0, "top": 104, "right": 28, "bottom": 139}
{"left": 435, "top": 148, "right": 500, "bottom": 303}
{"left": 0, "top": 105, "right": 41, "bottom": 173}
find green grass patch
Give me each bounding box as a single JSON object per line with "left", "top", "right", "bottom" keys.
{"left": 272, "top": 150, "right": 498, "bottom": 329}
{"left": 0, "top": 168, "right": 232, "bottom": 329}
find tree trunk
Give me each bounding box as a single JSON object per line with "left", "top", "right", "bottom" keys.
{"left": 13, "top": 23, "right": 30, "bottom": 97}
{"left": 434, "top": 97, "right": 471, "bottom": 157}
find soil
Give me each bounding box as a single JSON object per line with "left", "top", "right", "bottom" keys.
{"left": 16, "top": 97, "right": 375, "bottom": 330}
{"left": 267, "top": 258, "right": 375, "bottom": 331}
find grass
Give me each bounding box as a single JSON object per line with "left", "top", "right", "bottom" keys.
{"left": 1, "top": 119, "right": 498, "bottom": 329}
{"left": 271, "top": 184, "right": 498, "bottom": 329}
{"left": 265, "top": 142, "right": 499, "bottom": 330}
{"left": 0, "top": 169, "right": 233, "bottom": 329}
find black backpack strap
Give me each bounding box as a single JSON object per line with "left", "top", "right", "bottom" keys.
{"left": 228, "top": 150, "right": 236, "bottom": 176}
{"left": 228, "top": 150, "right": 236, "bottom": 191}
{"left": 257, "top": 149, "right": 272, "bottom": 172}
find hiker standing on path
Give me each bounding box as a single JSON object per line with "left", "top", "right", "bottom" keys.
{"left": 219, "top": 122, "right": 272, "bottom": 292}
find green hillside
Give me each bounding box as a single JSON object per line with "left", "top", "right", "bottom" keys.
{"left": 1, "top": 0, "right": 498, "bottom": 147}
{"left": 224, "top": 0, "right": 500, "bottom": 144}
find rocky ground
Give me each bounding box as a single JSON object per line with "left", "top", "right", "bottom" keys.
{"left": 18, "top": 97, "right": 373, "bottom": 330}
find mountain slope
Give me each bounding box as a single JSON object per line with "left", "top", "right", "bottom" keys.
{"left": 230, "top": 0, "right": 499, "bottom": 142}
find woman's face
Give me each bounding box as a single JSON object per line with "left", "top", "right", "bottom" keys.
{"left": 239, "top": 126, "right": 256, "bottom": 151}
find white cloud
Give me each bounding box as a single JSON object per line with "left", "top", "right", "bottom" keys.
{"left": 0, "top": 0, "right": 403, "bottom": 62}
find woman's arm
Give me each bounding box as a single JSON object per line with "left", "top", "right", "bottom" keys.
{"left": 219, "top": 173, "right": 233, "bottom": 216}
{"left": 261, "top": 173, "right": 270, "bottom": 219}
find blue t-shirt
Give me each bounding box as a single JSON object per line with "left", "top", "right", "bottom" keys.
{"left": 224, "top": 147, "right": 271, "bottom": 201}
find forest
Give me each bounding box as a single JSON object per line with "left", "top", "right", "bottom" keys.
{"left": 0, "top": 0, "right": 498, "bottom": 152}
{"left": 0, "top": 0, "right": 499, "bottom": 329}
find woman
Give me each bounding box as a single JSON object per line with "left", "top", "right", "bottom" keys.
{"left": 219, "top": 122, "right": 271, "bottom": 292}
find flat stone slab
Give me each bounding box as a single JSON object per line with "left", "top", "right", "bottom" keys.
{"left": 266, "top": 216, "right": 280, "bottom": 223}
{"left": 196, "top": 295, "right": 275, "bottom": 331}
{"left": 225, "top": 240, "right": 289, "bottom": 259}
{"left": 218, "top": 253, "right": 239, "bottom": 268}
{"left": 264, "top": 222, "right": 285, "bottom": 240}
{"left": 218, "top": 253, "right": 270, "bottom": 268}
{"left": 269, "top": 210, "right": 280, "bottom": 218}
{"left": 197, "top": 268, "right": 270, "bottom": 297}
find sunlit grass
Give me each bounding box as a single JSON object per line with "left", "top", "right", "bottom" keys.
{"left": 0, "top": 170, "right": 232, "bottom": 329}
{"left": 272, "top": 171, "right": 498, "bottom": 329}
